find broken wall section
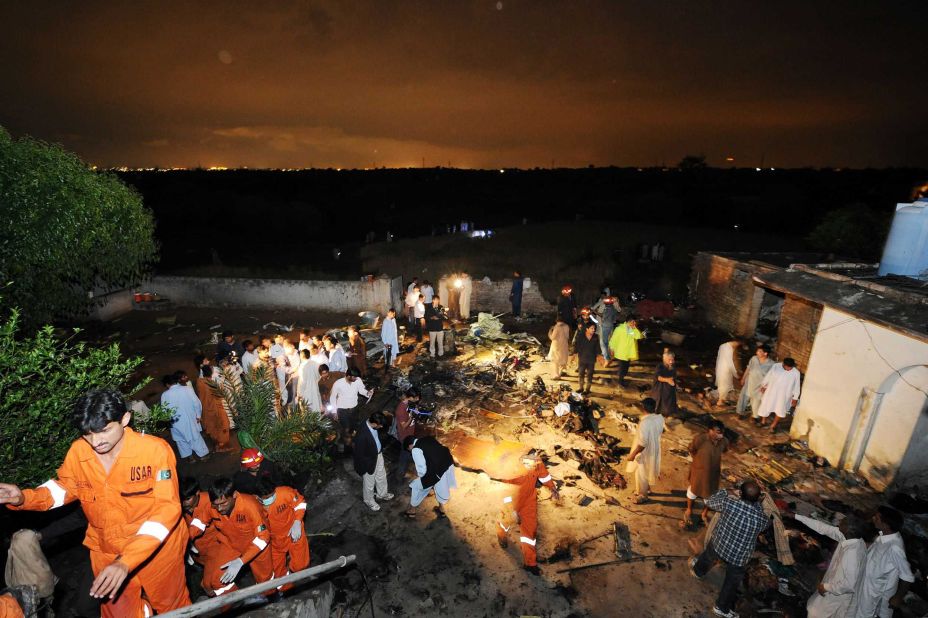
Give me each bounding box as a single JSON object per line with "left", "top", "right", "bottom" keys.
{"left": 689, "top": 252, "right": 779, "bottom": 337}
{"left": 472, "top": 278, "right": 553, "bottom": 315}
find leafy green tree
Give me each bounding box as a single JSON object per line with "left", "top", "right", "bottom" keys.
{"left": 806, "top": 204, "right": 891, "bottom": 260}
{"left": 0, "top": 127, "right": 157, "bottom": 325}
{"left": 0, "top": 306, "right": 155, "bottom": 486}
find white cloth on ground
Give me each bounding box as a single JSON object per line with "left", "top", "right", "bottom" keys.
{"left": 757, "top": 363, "right": 801, "bottom": 418}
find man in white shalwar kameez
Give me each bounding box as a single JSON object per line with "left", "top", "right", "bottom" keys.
{"left": 789, "top": 512, "right": 868, "bottom": 618}
{"left": 380, "top": 309, "right": 399, "bottom": 368}
{"left": 757, "top": 357, "right": 801, "bottom": 432}
{"left": 403, "top": 436, "right": 457, "bottom": 519}
{"left": 161, "top": 374, "right": 209, "bottom": 461}
{"left": 626, "top": 398, "right": 664, "bottom": 504}
{"left": 737, "top": 344, "right": 775, "bottom": 417}
{"left": 852, "top": 506, "right": 914, "bottom": 618}
{"left": 714, "top": 340, "right": 742, "bottom": 407}
{"left": 324, "top": 336, "right": 348, "bottom": 373}
{"left": 297, "top": 349, "right": 323, "bottom": 412}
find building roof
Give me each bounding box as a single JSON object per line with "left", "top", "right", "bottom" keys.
{"left": 706, "top": 251, "right": 844, "bottom": 269}
{"left": 753, "top": 269, "right": 928, "bottom": 343}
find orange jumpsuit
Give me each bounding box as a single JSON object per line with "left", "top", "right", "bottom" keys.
{"left": 196, "top": 377, "right": 230, "bottom": 450}
{"left": 183, "top": 490, "right": 220, "bottom": 565}
{"left": 0, "top": 595, "right": 23, "bottom": 618}
{"left": 9, "top": 428, "right": 190, "bottom": 617}
{"left": 496, "top": 461, "right": 555, "bottom": 567}
{"left": 202, "top": 492, "right": 274, "bottom": 596}
{"left": 261, "top": 486, "right": 310, "bottom": 587}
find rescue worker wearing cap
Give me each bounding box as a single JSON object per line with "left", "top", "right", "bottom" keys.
{"left": 255, "top": 477, "right": 309, "bottom": 590}
{"left": 593, "top": 295, "right": 620, "bottom": 365}
{"left": 180, "top": 477, "right": 219, "bottom": 566}
{"left": 203, "top": 477, "right": 274, "bottom": 597}
{"left": 233, "top": 448, "right": 280, "bottom": 495}
{"left": 496, "top": 453, "right": 559, "bottom": 576}
{"left": 577, "top": 306, "right": 597, "bottom": 333}
{"left": 557, "top": 286, "right": 577, "bottom": 335}
{"left": 0, "top": 389, "right": 191, "bottom": 617}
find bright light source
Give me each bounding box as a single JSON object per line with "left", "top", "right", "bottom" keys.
{"left": 499, "top": 169, "right": 505, "bottom": 173}
{"left": 454, "top": 278, "right": 463, "bottom": 289}
{"left": 733, "top": 224, "right": 740, "bottom": 229}
{"left": 755, "top": 167, "right": 762, "bottom": 171}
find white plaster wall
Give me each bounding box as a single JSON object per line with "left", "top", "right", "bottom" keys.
{"left": 148, "top": 275, "right": 399, "bottom": 314}
{"left": 88, "top": 288, "right": 135, "bottom": 321}
{"left": 792, "top": 307, "right": 928, "bottom": 488}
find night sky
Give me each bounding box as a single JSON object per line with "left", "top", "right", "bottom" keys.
{"left": 2, "top": 1, "right": 926, "bottom": 169}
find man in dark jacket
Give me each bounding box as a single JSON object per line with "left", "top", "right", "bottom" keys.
{"left": 573, "top": 323, "right": 599, "bottom": 394}
{"left": 510, "top": 271, "right": 524, "bottom": 317}
{"left": 217, "top": 331, "right": 245, "bottom": 364}
{"left": 557, "top": 286, "right": 577, "bottom": 332}
{"left": 424, "top": 297, "right": 446, "bottom": 358}
{"left": 352, "top": 411, "right": 394, "bottom": 511}
{"left": 402, "top": 436, "right": 457, "bottom": 519}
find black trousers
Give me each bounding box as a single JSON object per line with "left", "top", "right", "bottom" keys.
{"left": 694, "top": 541, "right": 746, "bottom": 613}
{"left": 617, "top": 359, "right": 631, "bottom": 385}
{"left": 577, "top": 361, "right": 595, "bottom": 392}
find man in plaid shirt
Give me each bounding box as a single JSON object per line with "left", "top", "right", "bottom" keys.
{"left": 691, "top": 480, "right": 770, "bottom": 618}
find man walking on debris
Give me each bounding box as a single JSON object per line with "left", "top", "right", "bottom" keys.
{"left": 684, "top": 420, "right": 729, "bottom": 527}
{"left": 496, "top": 451, "right": 559, "bottom": 576}
{"left": 713, "top": 339, "right": 743, "bottom": 408}
{"left": 756, "top": 357, "right": 801, "bottom": 433}
{"left": 402, "top": 435, "right": 457, "bottom": 520}
{"left": 626, "top": 398, "right": 664, "bottom": 504}
{"left": 690, "top": 480, "right": 769, "bottom": 618}
{"left": 353, "top": 412, "right": 394, "bottom": 511}
{"left": 737, "top": 344, "right": 775, "bottom": 417}
{"left": 573, "top": 322, "right": 599, "bottom": 395}
{"left": 852, "top": 506, "right": 914, "bottom": 618}
{"left": 609, "top": 316, "right": 643, "bottom": 388}
{"left": 557, "top": 285, "right": 577, "bottom": 334}
{"left": 0, "top": 389, "right": 191, "bottom": 617}
{"left": 783, "top": 508, "right": 867, "bottom": 618}
{"left": 381, "top": 308, "right": 399, "bottom": 370}
{"left": 547, "top": 319, "right": 570, "bottom": 380}
{"left": 595, "top": 295, "right": 619, "bottom": 365}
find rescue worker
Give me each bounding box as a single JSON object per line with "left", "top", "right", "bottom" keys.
{"left": 0, "top": 593, "right": 23, "bottom": 618}
{"left": 609, "top": 315, "right": 643, "bottom": 388}
{"left": 233, "top": 448, "right": 280, "bottom": 495}
{"left": 496, "top": 452, "right": 559, "bottom": 575}
{"left": 180, "top": 477, "right": 218, "bottom": 566}
{"left": 556, "top": 286, "right": 577, "bottom": 334}
{"left": 576, "top": 306, "right": 597, "bottom": 334}
{"left": 0, "top": 389, "right": 191, "bottom": 617}
{"left": 203, "top": 477, "right": 274, "bottom": 597}
{"left": 255, "top": 477, "right": 310, "bottom": 589}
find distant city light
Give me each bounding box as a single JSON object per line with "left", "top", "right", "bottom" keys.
{"left": 725, "top": 156, "right": 735, "bottom": 162}
{"left": 755, "top": 167, "right": 762, "bottom": 171}
{"left": 499, "top": 169, "right": 505, "bottom": 173}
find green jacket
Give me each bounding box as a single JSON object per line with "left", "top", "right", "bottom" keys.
{"left": 609, "top": 322, "right": 642, "bottom": 361}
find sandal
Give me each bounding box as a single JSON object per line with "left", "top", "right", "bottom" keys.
{"left": 433, "top": 506, "right": 447, "bottom": 519}
{"left": 632, "top": 494, "right": 650, "bottom": 505}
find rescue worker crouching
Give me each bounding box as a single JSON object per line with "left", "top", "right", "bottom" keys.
{"left": 180, "top": 477, "right": 219, "bottom": 567}
{"left": 255, "top": 477, "right": 310, "bottom": 592}
{"left": 496, "top": 451, "right": 559, "bottom": 576}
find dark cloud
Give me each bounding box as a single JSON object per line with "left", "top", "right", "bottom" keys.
{"left": 0, "top": 1, "right": 925, "bottom": 168}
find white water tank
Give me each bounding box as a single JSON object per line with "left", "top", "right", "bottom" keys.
{"left": 878, "top": 197, "right": 928, "bottom": 277}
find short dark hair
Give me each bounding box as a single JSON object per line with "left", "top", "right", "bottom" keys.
{"left": 843, "top": 514, "right": 867, "bottom": 540}
{"left": 403, "top": 435, "right": 416, "bottom": 450}
{"left": 300, "top": 349, "right": 311, "bottom": 359}
{"left": 626, "top": 315, "right": 638, "bottom": 322}
{"left": 255, "top": 476, "right": 277, "bottom": 497}
{"left": 878, "top": 505, "right": 904, "bottom": 533}
{"left": 387, "top": 308, "right": 396, "bottom": 315}
{"left": 709, "top": 420, "right": 725, "bottom": 432}
{"left": 368, "top": 411, "right": 386, "bottom": 427}
{"left": 405, "top": 386, "right": 421, "bottom": 399}
{"left": 194, "top": 354, "right": 206, "bottom": 367}
{"left": 319, "top": 363, "right": 330, "bottom": 373}
{"left": 302, "top": 329, "right": 311, "bottom": 336}
{"left": 243, "top": 339, "right": 254, "bottom": 348}
{"left": 759, "top": 344, "right": 771, "bottom": 354}
{"left": 347, "top": 367, "right": 361, "bottom": 378}
{"left": 162, "top": 373, "right": 179, "bottom": 387}
{"left": 208, "top": 477, "right": 235, "bottom": 502}
{"left": 173, "top": 369, "right": 187, "bottom": 380}
{"left": 640, "top": 397, "right": 656, "bottom": 413}
{"left": 740, "top": 480, "right": 762, "bottom": 503}
{"left": 222, "top": 331, "right": 233, "bottom": 339}
{"left": 71, "top": 389, "right": 128, "bottom": 434}
{"left": 180, "top": 477, "right": 200, "bottom": 500}
{"left": 783, "top": 357, "right": 796, "bottom": 368}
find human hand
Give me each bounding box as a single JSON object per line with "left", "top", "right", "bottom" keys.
{"left": 90, "top": 560, "right": 129, "bottom": 599}
{"left": 289, "top": 521, "right": 302, "bottom": 542}
{"left": 817, "top": 582, "right": 827, "bottom": 595}
{"left": 0, "top": 483, "right": 24, "bottom": 506}
{"left": 220, "top": 557, "right": 245, "bottom": 584}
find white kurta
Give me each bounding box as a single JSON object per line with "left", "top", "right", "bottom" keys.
{"left": 757, "top": 363, "right": 801, "bottom": 418}
{"left": 276, "top": 366, "right": 289, "bottom": 406}
{"left": 298, "top": 360, "right": 323, "bottom": 412}
{"left": 714, "top": 342, "right": 739, "bottom": 400}
{"left": 380, "top": 317, "right": 399, "bottom": 365}
{"left": 327, "top": 346, "right": 348, "bottom": 373}
{"left": 852, "top": 532, "right": 915, "bottom": 618}
{"left": 409, "top": 446, "right": 457, "bottom": 507}
{"left": 631, "top": 413, "right": 665, "bottom": 485}
{"left": 460, "top": 276, "right": 472, "bottom": 318}
{"left": 241, "top": 350, "right": 259, "bottom": 373}
{"left": 797, "top": 515, "right": 867, "bottom": 618}
{"left": 737, "top": 356, "right": 775, "bottom": 415}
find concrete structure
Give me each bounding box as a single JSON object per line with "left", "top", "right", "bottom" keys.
{"left": 471, "top": 277, "right": 553, "bottom": 315}
{"left": 691, "top": 251, "right": 928, "bottom": 490}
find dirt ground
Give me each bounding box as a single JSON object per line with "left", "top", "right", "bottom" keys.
{"left": 37, "top": 306, "right": 928, "bottom": 617}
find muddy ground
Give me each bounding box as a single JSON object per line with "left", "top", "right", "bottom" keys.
{"left": 26, "top": 307, "right": 928, "bottom": 617}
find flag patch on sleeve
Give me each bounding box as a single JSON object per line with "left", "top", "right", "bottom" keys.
{"left": 157, "top": 469, "right": 172, "bottom": 481}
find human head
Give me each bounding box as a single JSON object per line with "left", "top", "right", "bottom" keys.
{"left": 757, "top": 344, "right": 770, "bottom": 359}
{"left": 195, "top": 354, "right": 208, "bottom": 368}
{"left": 347, "top": 366, "right": 361, "bottom": 381}
{"left": 323, "top": 336, "right": 336, "bottom": 350}
{"left": 208, "top": 477, "right": 237, "bottom": 515}
{"left": 875, "top": 505, "right": 904, "bottom": 533}
{"left": 513, "top": 270, "right": 521, "bottom": 278}
{"left": 640, "top": 397, "right": 656, "bottom": 414}
{"left": 162, "top": 373, "right": 179, "bottom": 387}
{"left": 584, "top": 323, "right": 596, "bottom": 338}
{"left": 300, "top": 329, "right": 310, "bottom": 342}
{"left": 300, "top": 349, "right": 311, "bottom": 360}
{"left": 243, "top": 339, "right": 254, "bottom": 352}
{"left": 839, "top": 514, "right": 867, "bottom": 540}
{"left": 261, "top": 336, "right": 272, "bottom": 348}
{"left": 387, "top": 308, "right": 396, "bottom": 318}
{"left": 222, "top": 331, "right": 234, "bottom": 344}
{"left": 521, "top": 451, "right": 540, "bottom": 469}
{"left": 708, "top": 420, "right": 725, "bottom": 441}
{"left": 783, "top": 357, "right": 796, "bottom": 370}
{"left": 580, "top": 306, "right": 591, "bottom": 317}
{"left": 274, "top": 334, "right": 285, "bottom": 345}
{"left": 312, "top": 335, "right": 323, "bottom": 346}
{"left": 180, "top": 477, "right": 201, "bottom": 514}
{"left": 627, "top": 315, "right": 638, "bottom": 328}
{"left": 404, "top": 386, "right": 421, "bottom": 402}
{"left": 432, "top": 296, "right": 440, "bottom": 306}
{"left": 739, "top": 480, "right": 762, "bottom": 503}
{"left": 561, "top": 285, "right": 572, "bottom": 296}
{"left": 255, "top": 476, "right": 278, "bottom": 506}
{"left": 174, "top": 370, "right": 190, "bottom": 385}
{"left": 403, "top": 435, "right": 417, "bottom": 451}
{"left": 72, "top": 389, "right": 132, "bottom": 454}
{"left": 418, "top": 293, "right": 424, "bottom": 302}
{"left": 283, "top": 340, "right": 295, "bottom": 352}
{"left": 604, "top": 296, "right": 615, "bottom": 305}
{"left": 662, "top": 349, "right": 675, "bottom": 366}
{"left": 240, "top": 448, "right": 264, "bottom": 473}
{"left": 319, "top": 364, "right": 330, "bottom": 377}
{"left": 367, "top": 411, "right": 386, "bottom": 429}
{"left": 257, "top": 344, "right": 269, "bottom": 360}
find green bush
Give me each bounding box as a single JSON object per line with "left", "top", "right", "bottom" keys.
{"left": 0, "top": 307, "right": 152, "bottom": 486}
{"left": 212, "top": 365, "right": 335, "bottom": 479}
{"left": 0, "top": 127, "right": 157, "bottom": 325}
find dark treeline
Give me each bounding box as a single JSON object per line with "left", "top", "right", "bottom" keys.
{"left": 118, "top": 167, "right": 928, "bottom": 274}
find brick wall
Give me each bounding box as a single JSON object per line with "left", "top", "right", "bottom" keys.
{"left": 472, "top": 278, "right": 553, "bottom": 315}
{"left": 690, "top": 253, "right": 770, "bottom": 337}
{"left": 775, "top": 295, "right": 822, "bottom": 372}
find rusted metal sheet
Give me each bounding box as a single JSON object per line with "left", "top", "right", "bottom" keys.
{"left": 450, "top": 436, "right": 531, "bottom": 480}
